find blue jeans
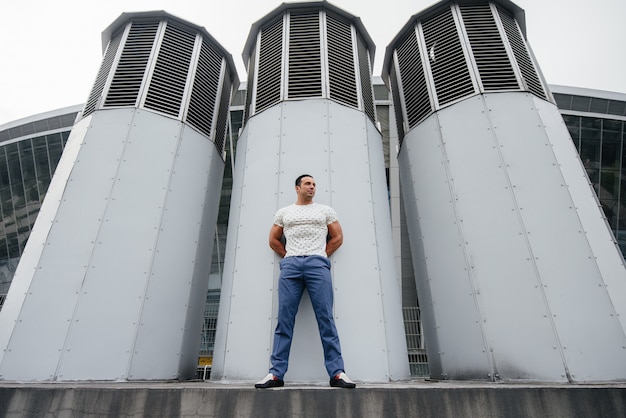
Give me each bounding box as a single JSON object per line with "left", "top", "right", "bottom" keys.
{"left": 269, "top": 255, "right": 345, "bottom": 379}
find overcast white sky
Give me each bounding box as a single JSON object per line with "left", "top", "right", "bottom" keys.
{"left": 1, "top": 0, "right": 624, "bottom": 126}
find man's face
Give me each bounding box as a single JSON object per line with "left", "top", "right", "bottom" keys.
{"left": 296, "top": 176, "right": 316, "bottom": 199}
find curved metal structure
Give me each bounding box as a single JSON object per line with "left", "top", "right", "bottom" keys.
{"left": 0, "top": 11, "right": 238, "bottom": 381}
{"left": 212, "top": 1, "right": 409, "bottom": 382}
{"left": 382, "top": 0, "right": 626, "bottom": 382}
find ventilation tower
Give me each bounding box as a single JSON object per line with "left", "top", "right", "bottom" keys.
{"left": 0, "top": 11, "right": 238, "bottom": 381}
{"left": 383, "top": 0, "right": 626, "bottom": 382}
{"left": 212, "top": 1, "right": 409, "bottom": 382}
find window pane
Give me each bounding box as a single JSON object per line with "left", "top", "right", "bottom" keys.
{"left": 607, "top": 100, "right": 626, "bottom": 116}
{"left": 47, "top": 134, "right": 64, "bottom": 174}
{"left": 0, "top": 147, "right": 8, "bottom": 188}
{"left": 600, "top": 170, "right": 619, "bottom": 200}
{"left": 0, "top": 186, "right": 13, "bottom": 217}
{"left": 6, "top": 231, "right": 19, "bottom": 258}
{"left": 580, "top": 140, "right": 600, "bottom": 184}
{"left": 601, "top": 139, "right": 620, "bottom": 169}
{"left": 590, "top": 98, "right": 609, "bottom": 113}
{"left": 600, "top": 199, "right": 618, "bottom": 229}
{"left": 562, "top": 115, "right": 580, "bottom": 149}
{"left": 554, "top": 93, "right": 572, "bottom": 110}
{"left": 19, "top": 140, "right": 35, "bottom": 185}
{"left": 571, "top": 95, "right": 591, "bottom": 112}
{"left": 33, "top": 136, "right": 51, "bottom": 179}
{"left": 374, "top": 84, "right": 389, "bottom": 100}
{"left": 6, "top": 144, "right": 22, "bottom": 189}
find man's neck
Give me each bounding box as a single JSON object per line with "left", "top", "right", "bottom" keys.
{"left": 295, "top": 198, "right": 314, "bottom": 205}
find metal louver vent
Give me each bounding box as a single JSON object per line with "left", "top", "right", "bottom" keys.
{"left": 105, "top": 20, "right": 159, "bottom": 107}
{"left": 186, "top": 39, "right": 223, "bottom": 141}
{"left": 256, "top": 17, "right": 283, "bottom": 113}
{"left": 396, "top": 29, "right": 432, "bottom": 129}
{"left": 213, "top": 71, "right": 232, "bottom": 155}
{"left": 357, "top": 34, "right": 376, "bottom": 123}
{"left": 288, "top": 11, "right": 322, "bottom": 98}
{"left": 83, "top": 31, "right": 122, "bottom": 117}
{"left": 460, "top": 4, "right": 519, "bottom": 91}
{"left": 497, "top": 7, "right": 547, "bottom": 100}
{"left": 327, "top": 14, "right": 358, "bottom": 108}
{"left": 422, "top": 8, "right": 475, "bottom": 106}
{"left": 144, "top": 23, "right": 196, "bottom": 117}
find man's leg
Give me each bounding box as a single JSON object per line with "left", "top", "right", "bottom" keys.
{"left": 269, "top": 257, "right": 305, "bottom": 379}
{"left": 303, "top": 256, "right": 345, "bottom": 377}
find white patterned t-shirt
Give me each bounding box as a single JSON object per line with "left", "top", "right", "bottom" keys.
{"left": 273, "top": 202, "right": 338, "bottom": 258}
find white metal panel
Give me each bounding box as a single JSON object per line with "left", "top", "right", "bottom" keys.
{"left": 0, "top": 109, "right": 136, "bottom": 380}
{"left": 398, "top": 149, "right": 442, "bottom": 377}
{"left": 213, "top": 99, "right": 409, "bottom": 382}
{"left": 212, "top": 104, "right": 284, "bottom": 380}
{"left": 399, "top": 112, "right": 493, "bottom": 380}
{"left": 128, "top": 125, "right": 223, "bottom": 379}
{"left": 365, "top": 115, "right": 410, "bottom": 380}
{"left": 56, "top": 110, "right": 182, "bottom": 380}
{"left": 535, "top": 96, "right": 626, "bottom": 339}
{"left": 326, "top": 102, "right": 400, "bottom": 381}
{"left": 486, "top": 93, "right": 626, "bottom": 381}
{"left": 278, "top": 100, "right": 337, "bottom": 380}
{"left": 0, "top": 116, "right": 89, "bottom": 371}
{"left": 436, "top": 95, "right": 566, "bottom": 381}
{"left": 401, "top": 91, "right": 626, "bottom": 382}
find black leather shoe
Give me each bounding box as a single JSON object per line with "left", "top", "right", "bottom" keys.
{"left": 330, "top": 372, "right": 356, "bottom": 388}
{"left": 255, "top": 373, "right": 285, "bottom": 389}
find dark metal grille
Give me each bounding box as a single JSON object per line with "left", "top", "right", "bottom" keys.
{"left": 357, "top": 34, "right": 376, "bottom": 123}
{"left": 396, "top": 29, "right": 432, "bottom": 130}
{"left": 288, "top": 11, "right": 322, "bottom": 98}
{"left": 213, "top": 71, "right": 232, "bottom": 156}
{"left": 243, "top": 44, "right": 256, "bottom": 123}
{"left": 422, "top": 7, "right": 475, "bottom": 106}
{"left": 105, "top": 20, "right": 159, "bottom": 107}
{"left": 327, "top": 14, "right": 358, "bottom": 108}
{"left": 256, "top": 17, "right": 283, "bottom": 113}
{"left": 497, "top": 6, "right": 547, "bottom": 100}
{"left": 186, "top": 39, "right": 223, "bottom": 140}
{"left": 460, "top": 4, "right": 519, "bottom": 91}
{"left": 144, "top": 22, "right": 196, "bottom": 117}
{"left": 389, "top": 67, "right": 406, "bottom": 145}
{"left": 403, "top": 306, "right": 429, "bottom": 377}
{"left": 83, "top": 31, "right": 122, "bottom": 117}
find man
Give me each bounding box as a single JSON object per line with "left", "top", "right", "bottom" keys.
{"left": 255, "top": 174, "right": 356, "bottom": 389}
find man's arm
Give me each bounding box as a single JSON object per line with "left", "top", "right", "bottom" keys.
{"left": 326, "top": 221, "right": 343, "bottom": 257}
{"left": 269, "top": 224, "right": 286, "bottom": 257}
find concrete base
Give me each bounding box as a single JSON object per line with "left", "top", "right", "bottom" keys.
{"left": 1, "top": 380, "right": 625, "bottom": 417}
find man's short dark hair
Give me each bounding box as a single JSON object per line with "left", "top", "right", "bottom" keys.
{"left": 295, "top": 174, "right": 313, "bottom": 187}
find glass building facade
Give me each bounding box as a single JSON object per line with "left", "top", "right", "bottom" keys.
{"left": 1, "top": 84, "right": 625, "bottom": 377}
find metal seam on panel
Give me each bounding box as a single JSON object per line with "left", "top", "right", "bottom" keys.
{"left": 433, "top": 110, "right": 495, "bottom": 379}
{"left": 480, "top": 93, "right": 570, "bottom": 380}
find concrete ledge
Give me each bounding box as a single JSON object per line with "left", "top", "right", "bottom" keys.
{"left": 1, "top": 380, "right": 625, "bottom": 417}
